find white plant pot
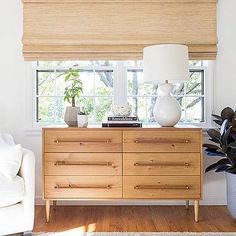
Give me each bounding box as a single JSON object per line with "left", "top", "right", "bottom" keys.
{"left": 77, "top": 115, "right": 88, "bottom": 128}
{"left": 64, "top": 106, "right": 80, "bottom": 127}
{"left": 226, "top": 172, "right": 236, "bottom": 219}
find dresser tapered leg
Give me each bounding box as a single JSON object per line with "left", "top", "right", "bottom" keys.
{"left": 194, "top": 200, "right": 199, "bottom": 222}
{"left": 46, "top": 200, "right": 50, "bottom": 223}
{"left": 185, "top": 200, "right": 189, "bottom": 209}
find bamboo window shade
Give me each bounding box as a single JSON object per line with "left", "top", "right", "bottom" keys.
{"left": 22, "top": 0, "right": 217, "bottom": 61}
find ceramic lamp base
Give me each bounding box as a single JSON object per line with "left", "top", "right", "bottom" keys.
{"left": 154, "top": 83, "right": 181, "bottom": 127}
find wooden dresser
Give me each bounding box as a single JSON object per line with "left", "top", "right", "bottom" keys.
{"left": 42, "top": 127, "right": 202, "bottom": 222}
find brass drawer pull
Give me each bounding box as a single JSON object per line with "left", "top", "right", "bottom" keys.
{"left": 54, "top": 139, "right": 112, "bottom": 144}
{"left": 54, "top": 161, "right": 114, "bottom": 167}
{"left": 134, "top": 161, "right": 190, "bottom": 167}
{"left": 134, "top": 138, "right": 191, "bottom": 144}
{"left": 55, "top": 184, "right": 112, "bottom": 189}
{"left": 134, "top": 185, "right": 191, "bottom": 190}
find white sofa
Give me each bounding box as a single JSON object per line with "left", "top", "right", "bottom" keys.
{"left": 0, "top": 134, "right": 35, "bottom": 236}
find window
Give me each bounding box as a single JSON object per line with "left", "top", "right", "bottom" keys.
{"left": 33, "top": 60, "right": 212, "bottom": 126}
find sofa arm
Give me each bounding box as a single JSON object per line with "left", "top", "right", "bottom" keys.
{"left": 18, "top": 148, "right": 35, "bottom": 228}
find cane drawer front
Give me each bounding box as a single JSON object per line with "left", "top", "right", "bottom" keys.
{"left": 45, "top": 176, "right": 122, "bottom": 199}
{"left": 123, "top": 153, "right": 201, "bottom": 176}
{"left": 123, "top": 176, "right": 200, "bottom": 199}
{"left": 44, "top": 130, "right": 122, "bottom": 153}
{"left": 123, "top": 130, "right": 201, "bottom": 153}
{"left": 45, "top": 153, "right": 122, "bottom": 176}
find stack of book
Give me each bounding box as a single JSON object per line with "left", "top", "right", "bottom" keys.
{"left": 102, "top": 116, "right": 142, "bottom": 127}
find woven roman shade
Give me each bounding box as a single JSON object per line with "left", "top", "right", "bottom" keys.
{"left": 22, "top": 0, "right": 217, "bottom": 61}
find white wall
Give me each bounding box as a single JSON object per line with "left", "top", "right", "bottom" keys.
{"left": 0, "top": 0, "right": 235, "bottom": 205}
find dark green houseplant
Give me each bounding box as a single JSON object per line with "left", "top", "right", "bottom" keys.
{"left": 204, "top": 107, "right": 236, "bottom": 219}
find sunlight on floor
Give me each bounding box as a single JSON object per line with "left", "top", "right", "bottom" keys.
{"left": 46, "top": 223, "right": 97, "bottom": 235}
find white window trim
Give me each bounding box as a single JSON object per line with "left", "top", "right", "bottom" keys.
{"left": 30, "top": 61, "right": 214, "bottom": 130}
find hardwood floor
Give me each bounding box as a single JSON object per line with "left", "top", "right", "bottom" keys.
{"left": 34, "top": 205, "right": 236, "bottom": 233}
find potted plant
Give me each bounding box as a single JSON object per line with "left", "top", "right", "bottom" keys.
{"left": 204, "top": 107, "right": 236, "bottom": 219}
{"left": 63, "top": 67, "right": 83, "bottom": 127}
{"left": 77, "top": 110, "right": 89, "bottom": 128}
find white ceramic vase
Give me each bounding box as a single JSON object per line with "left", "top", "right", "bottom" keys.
{"left": 64, "top": 106, "right": 80, "bottom": 127}
{"left": 154, "top": 83, "right": 181, "bottom": 127}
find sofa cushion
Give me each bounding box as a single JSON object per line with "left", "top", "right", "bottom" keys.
{"left": 0, "top": 174, "right": 25, "bottom": 207}
{"left": 0, "top": 143, "right": 23, "bottom": 180}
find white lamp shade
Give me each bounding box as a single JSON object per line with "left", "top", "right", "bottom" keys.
{"left": 143, "top": 44, "right": 189, "bottom": 83}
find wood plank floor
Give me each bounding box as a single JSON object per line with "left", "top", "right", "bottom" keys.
{"left": 34, "top": 206, "right": 236, "bottom": 233}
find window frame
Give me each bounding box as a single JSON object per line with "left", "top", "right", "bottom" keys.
{"left": 31, "top": 61, "right": 214, "bottom": 128}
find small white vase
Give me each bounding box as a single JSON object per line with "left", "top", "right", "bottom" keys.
{"left": 154, "top": 83, "right": 181, "bottom": 127}
{"left": 64, "top": 106, "right": 80, "bottom": 127}
{"left": 77, "top": 115, "right": 88, "bottom": 128}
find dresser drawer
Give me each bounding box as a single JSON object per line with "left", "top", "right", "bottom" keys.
{"left": 123, "top": 176, "right": 200, "bottom": 199}
{"left": 123, "top": 130, "right": 201, "bottom": 153}
{"left": 44, "top": 130, "right": 122, "bottom": 153}
{"left": 123, "top": 153, "right": 200, "bottom": 176}
{"left": 45, "top": 153, "right": 122, "bottom": 176}
{"left": 45, "top": 176, "right": 122, "bottom": 199}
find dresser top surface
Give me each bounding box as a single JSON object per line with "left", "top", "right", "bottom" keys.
{"left": 43, "top": 125, "right": 202, "bottom": 131}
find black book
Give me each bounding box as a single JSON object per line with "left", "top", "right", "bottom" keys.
{"left": 102, "top": 122, "right": 142, "bottom": 128}
{"left": 108, "top": 116, "right": 138, "bottom": 121}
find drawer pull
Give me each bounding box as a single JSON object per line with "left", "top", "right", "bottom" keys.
{"left": 54, "top": 161, "right": 114, "bottom": 167}
{"left": 134, "top": 138, "right": 191, "bottom": 144}
{"left": 134, "top": 161, "right": 190, "bottom": 167}
{"left": 134, "top": 185, "right": 191, "bottom": 190}
{"left": 55, "top": 184, "right": 112, "bottom": 189}
{"left": 54, "top": 139, "right": 112, "bottom": 144}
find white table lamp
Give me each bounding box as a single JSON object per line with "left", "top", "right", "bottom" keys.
{"left": 143, "top": 44, "right": 189, "bottom": 126}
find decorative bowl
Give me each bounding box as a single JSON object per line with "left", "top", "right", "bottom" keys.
{"left": 112, "top": 104, "right": 132, "bottom": 117}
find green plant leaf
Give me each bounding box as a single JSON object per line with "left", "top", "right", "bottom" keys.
{"left": 222, "top": 126, "right": 232, "bottom": 146}
{"left": 207, "top": 129, "right": 221, "bottom": 140}
{"left": 203, "top": 143, "right": 220, "bottom": 149}
{"left": 213, "top": 119, "right": 223, "bottom": 126}
{"left": 232, "top": 114, "right": 236, "bottom": 128}
{"left": 205, "top": 159, "right": 231, "bottom": 172}
{"left": 205, "top": 163, "right": 221, "bottom": 172}
{"left": 205, "top": 148, "right": 226, "bottom": 156}
{"left": 212, "top": 114, "right": 222, "bottom": 120}
{"left": 229, "top": 141, "right": 236, "bottom": 149}
{"left": 215, "top": 165, "right": 230, "bottom": 172}
{"left": 65, "top": 74, "right": 71, "bottom": 81}
{"left": 226, "top": 169, "right": 236, "bottom": 174}
{"left": 221, "top": 107, "right": 234, "bottom": 121}
{"left": 220, "top": 119, "right": 229, "bottom": 136}
{"left": 209, "top": 138, "right": 221, "bottom": 145}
